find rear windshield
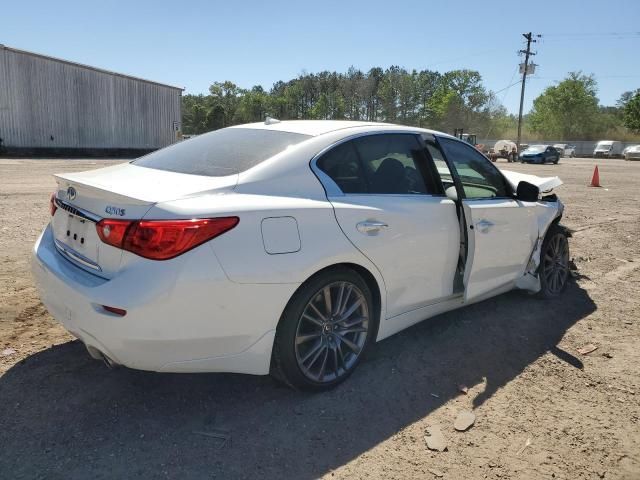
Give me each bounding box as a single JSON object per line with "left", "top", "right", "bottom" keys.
{"left": 133, "top": 128, "right": 311, "bottom": 176}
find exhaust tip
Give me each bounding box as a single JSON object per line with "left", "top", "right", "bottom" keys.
{"left": 86, "top": 345, "right": 120, "bottom": 368}
{"left": 101, "top": 353, "right": 120, "bottom": 369}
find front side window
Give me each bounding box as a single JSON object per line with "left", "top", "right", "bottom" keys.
{"left": 438, "top": 137, "right": 510, "bottom": 199}
{"left": 317, "top": 134, "right": 435, "bottom": 195}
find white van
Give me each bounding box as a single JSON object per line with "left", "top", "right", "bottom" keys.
{"left": 593, "top": 140, "right": 622, "bottom": 158}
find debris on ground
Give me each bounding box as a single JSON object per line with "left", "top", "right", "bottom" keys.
{"left": 424, "top": 426, "right": 448, "bottom": 452}
{"left": 454, "top": 411, "right": 476, "bottom": 432}
{"left": 457, "top": 384, "right": 469, "bottom": 395}
{"left": 516, "top": 437, "right": 532, "bottom": 455}
{"left": 1, "top": 348, "right": 16, "bottom": 357}
{"left": 577, "top": 344, "right": 598, "bottom": 355}
{"left": 610, "top": 385, "right": 635, "bottom": 395}
{"left": 428, "top": 467, "right": 445, "bottom": 477}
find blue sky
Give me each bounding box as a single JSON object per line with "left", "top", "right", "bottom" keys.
{"left": 3, "top": 0, "right": 639, "bottom": 114}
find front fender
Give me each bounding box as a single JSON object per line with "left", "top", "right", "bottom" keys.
{"left": 515, "top": 199, "right": 565, "bottom": 292}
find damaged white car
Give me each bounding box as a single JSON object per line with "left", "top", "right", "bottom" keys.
{"left": 32, "top": 121, "right": 569, "bottom": 390}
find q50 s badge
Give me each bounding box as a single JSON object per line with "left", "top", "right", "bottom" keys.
{"left": 105, "top": 206, "right": 126, "bottom": 216}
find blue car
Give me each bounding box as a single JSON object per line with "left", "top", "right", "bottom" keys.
{"left": 520, "top": 145, "right": 560, "bottom": 164}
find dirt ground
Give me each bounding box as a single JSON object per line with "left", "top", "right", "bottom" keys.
{"left": 0, "top": 157, "right": 639, "bottom": 479}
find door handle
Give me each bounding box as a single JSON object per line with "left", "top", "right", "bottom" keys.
{"left": 476, "top": 219, "right": 495, "bottom": 233}
{"left": 356, "top": 221, "right": 388, "bottom": 235}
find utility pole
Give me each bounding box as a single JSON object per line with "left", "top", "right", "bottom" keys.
{"left": 516, "top": 32, "right": 538, "bottom": 155}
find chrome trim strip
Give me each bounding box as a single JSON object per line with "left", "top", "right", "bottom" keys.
{"left": 54, "top": 239, "right": 103, "bottom": 272}
{"left": 54, "top": 198, "right": 101, "bottom": 223}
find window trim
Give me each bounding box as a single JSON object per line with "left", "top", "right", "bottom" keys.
{"left": 310, "top": 131, "right": 441, "bottom": 197}
{"left": 435, "top": 135, "right": 515, "bottom": 201}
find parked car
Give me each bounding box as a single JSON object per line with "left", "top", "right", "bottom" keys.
{"left": 594, "top": 140, "right": 622, "bottom": 158}
{"left": 553, "top": 144, "right": 576, "bottom": 158}
{"left": 624, "top": 145, "right": 640, "bottom": 160}
{"left": 520, "top": 145, "right": 561, "bottom": 164}
{"left": 33, "top": 120, "right": 570, "bottom": 390}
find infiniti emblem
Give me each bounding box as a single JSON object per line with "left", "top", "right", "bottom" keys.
{"left": 66, "top": 186, "right": 77, "bottom": 201}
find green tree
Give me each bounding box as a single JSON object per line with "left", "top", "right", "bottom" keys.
{"left": 623, "top": 92, "right": 640, "bottom": 132}
{"left": 617, "top": 89, "right": 640, "bottom": 108}
{"left": 528, "top": 72, "right": 600, "bottom": 139}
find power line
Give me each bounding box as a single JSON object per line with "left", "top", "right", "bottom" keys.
{"left": 493, "top": 78, "right": 521, "bottom": 95}
{"left": 482, "top": 68, "right": 520, "bottom": 140}
{"left": 541, "top": 31, "right": 640, "bottom": 37}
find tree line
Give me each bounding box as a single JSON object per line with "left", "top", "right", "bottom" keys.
{"left": 182, "top": 67, "right": 640, "bottom": 141}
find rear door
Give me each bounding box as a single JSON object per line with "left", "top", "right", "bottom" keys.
{"left": 315, "top": 133, "right": 460, "bottom": 318}
{"left": 436, "top": 137, "right": 538, "bottom": 301}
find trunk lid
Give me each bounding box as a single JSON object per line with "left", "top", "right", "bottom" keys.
{"left": 51, "top": 163, "right": 238, "bottom": 278}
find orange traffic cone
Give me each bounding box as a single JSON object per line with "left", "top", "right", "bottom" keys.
{"left": 589, "top": 165, "right": 601, "bottom": 187}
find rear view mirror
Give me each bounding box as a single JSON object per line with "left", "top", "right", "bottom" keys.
{"left": 516, "top": 181, "right": 539, "bottom": 202}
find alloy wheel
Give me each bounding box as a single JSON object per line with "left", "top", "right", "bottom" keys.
{"left": 542, "top": 233, "right": 569, "bottom": 294}
{"left": 294, "top": 281, "right": 369, "bottom": 383}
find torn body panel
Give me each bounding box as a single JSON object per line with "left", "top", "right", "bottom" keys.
{"left": 501, "top": 170, "right": 563, "bottom": 193}
{"left": 515, "top": 198, "right": 565, "bottom": 293}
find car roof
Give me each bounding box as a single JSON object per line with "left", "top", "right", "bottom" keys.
{"left": 230, "top": 120, "right": 452, "bottom": 139}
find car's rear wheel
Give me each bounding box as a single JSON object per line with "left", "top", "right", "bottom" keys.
{"left": 537, "top": 225, "right": 570, "bottom": 298}
{"left": 553, "top": 155, "right": 560, "bottom": 164}
{"left": 271, "top": 268, "right": 376, "bottom": 390}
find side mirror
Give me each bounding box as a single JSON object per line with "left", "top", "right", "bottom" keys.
{"left": 516, "top": 181, "right": 539, "bottom": 202}
{"left": 445, "top": 186, "right": 458, "bottom": 201}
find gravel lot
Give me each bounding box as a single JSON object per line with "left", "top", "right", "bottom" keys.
{"left": 0, "top": 157, "right": 639, "bottom": 479}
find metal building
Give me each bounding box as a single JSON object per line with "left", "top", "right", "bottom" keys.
{"left": 0, "top": 45, "right": 183, "bottom": 155}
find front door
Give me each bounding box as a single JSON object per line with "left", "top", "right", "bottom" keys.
{"left": 436, "top": 137, "right": 538, "bottom": 301}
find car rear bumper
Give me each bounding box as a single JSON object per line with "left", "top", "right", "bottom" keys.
{"left": 32, "top": 225, "right": 297, "bottom": 374}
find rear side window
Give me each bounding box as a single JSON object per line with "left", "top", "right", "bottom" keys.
{"left": 316, "top": 141, "right": 368, "bottom": 193}
{"left": 317, "top": 134, "right": 434, "bottom": 195}
{"left": 134, "top": 128, "right": 311, "bottom": 176}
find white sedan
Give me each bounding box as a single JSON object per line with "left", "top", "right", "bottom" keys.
{"left": 32, "top": 120, "right": 570, "bottom": 390}
{"left": 553, "top": 143, "right": 576, "bottom": 158}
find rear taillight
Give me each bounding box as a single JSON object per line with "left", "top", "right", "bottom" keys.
{"left": 50, "top": 192, "right": 57, "bottom": 216}
{"left": 96, "top": 219, "right": 132, "bottom": 248}
{"left": 95, "top": 217, "right": 239, "bottom": 260}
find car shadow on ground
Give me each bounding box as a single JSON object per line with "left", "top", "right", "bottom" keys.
{"left": 0, "top": 282, "right": 596, "bottom": 479}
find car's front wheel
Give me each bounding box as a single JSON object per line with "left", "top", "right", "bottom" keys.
{"left": 271, "top": 268, "right": 377, "bottom": 390}
{"left": 537, "top": 224, "right": 570, "bottom": 298}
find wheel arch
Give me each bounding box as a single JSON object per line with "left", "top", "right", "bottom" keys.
{"left": 269, "top": 261, "right": 385, "bottom": 387}
{"left": 281, "top": 262, "right": 383, "bottom": 329}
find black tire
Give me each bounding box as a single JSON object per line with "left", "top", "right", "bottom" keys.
{"left": 554, "top": 155, "right": 559, "bottom": 164}
{"left": 271, "top": 267, "right": 378, "bottom": 391}
{"left": 536, "top": 224, "right": 570, "bottom": 299}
